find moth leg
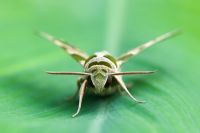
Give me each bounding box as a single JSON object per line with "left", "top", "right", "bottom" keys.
{"left": 114, "top": 76, "right": 145, "bottom": 103}
{"left": 72, "top": 80, "right": 87, "bottom": 117}
{"left": 67, "top": 89, "right": 79, "bottom": 102}
{"left": 117, "top": 30, "right": 181, "bottom": 65}
{"left": 117, "top": 83, "right": 132, "bottom": 96}
{"left": 67, "top": 79, "right": 83, "bottom": 101}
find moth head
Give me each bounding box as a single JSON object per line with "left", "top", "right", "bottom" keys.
{"left": 90, "top": 66, "right": 109, "bottom": 90}
{"left": 89, "top": 68, "right": 156, "bottom": 90}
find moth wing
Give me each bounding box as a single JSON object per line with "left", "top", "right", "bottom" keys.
{"left": 117, "top": 30, "right": 181, "bottom": 66}
{"left": 37, "top": 32, "right": 89, "bottom": 66}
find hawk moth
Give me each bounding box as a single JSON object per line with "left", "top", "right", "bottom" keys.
{"left": 38, "top": 30, "right": 180, "bottom": 117}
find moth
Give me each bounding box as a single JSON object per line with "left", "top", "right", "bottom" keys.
{"left": 38, "top": 30, "right": 180, "bottom": 117}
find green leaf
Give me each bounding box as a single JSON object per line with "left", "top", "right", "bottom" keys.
{"left": 0, "top": 0, "right": 200, "bottom": 133}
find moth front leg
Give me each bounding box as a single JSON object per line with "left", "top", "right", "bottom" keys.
{"left": 66, "top": 79, "right": 83, "bottom": 101}
{"left": 114, "top": 76, "right": 145, "bottom": 103}
{"left": 72, "top": 79, "right": 87, "bottom": 117}
{"left": 67, "top": 88, "right": 79, "bottom": 102}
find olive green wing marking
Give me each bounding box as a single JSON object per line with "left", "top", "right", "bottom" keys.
{"left": 37, "top": 32, "right": 89, "bottom": 66}
{"left": 117, "top": 30, "right": 181, "bottom": 66}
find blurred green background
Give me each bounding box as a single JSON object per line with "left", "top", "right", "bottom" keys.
{"left": 0, "top": 0, "right": 200, "bottom": 133}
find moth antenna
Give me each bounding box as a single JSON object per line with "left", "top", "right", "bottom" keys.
{"left": 109, "top": 70, "right": 157, "bottom": 76}
{"left": 46, "top": 71, "right": 91, "bottom": 76}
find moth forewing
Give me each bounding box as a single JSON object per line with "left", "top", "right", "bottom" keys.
{"left": 37, "top": 32, "right": 89, "bottom": 66}
{"left": 117, "top": 30, "right": 181, "bottom": 65}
